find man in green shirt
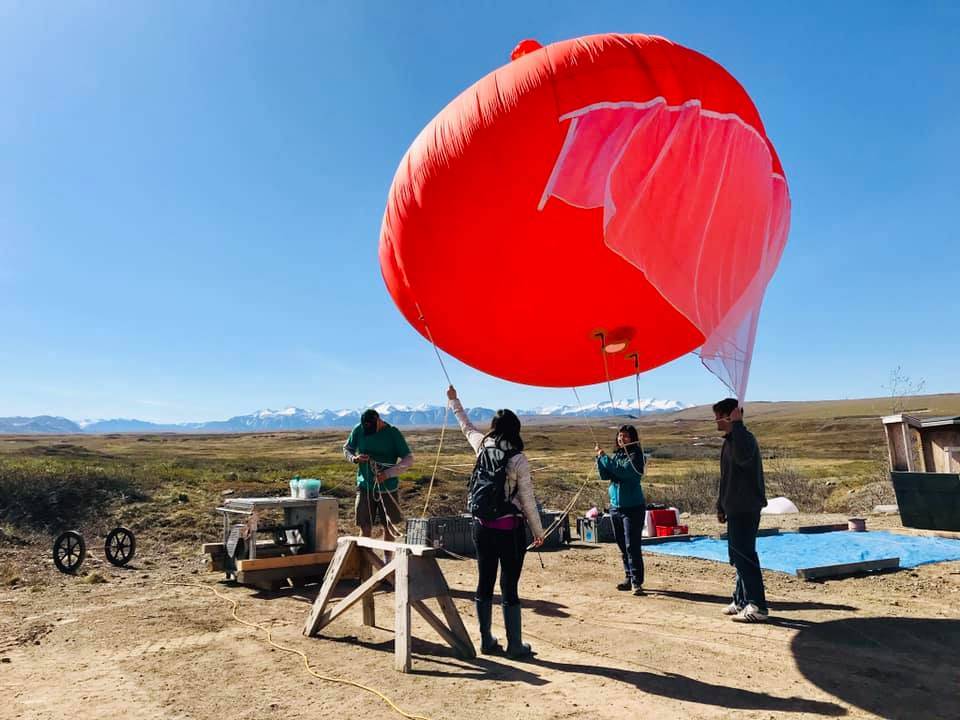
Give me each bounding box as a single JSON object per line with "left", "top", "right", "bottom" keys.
{"left": 343, "top": 409, "right": 414, "bottom": 541}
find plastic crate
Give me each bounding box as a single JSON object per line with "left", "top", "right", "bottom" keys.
{"left": 405, "top": 515, "right": 476, "bottom": 556}
{"left": 655, "top": 524, "right": 689, "bottom": 537}
{"left": 577, "top": 514, "right": 617, "bottom": 543}
{"left": 650, "top": 509, "right": 678, "bottom": 528}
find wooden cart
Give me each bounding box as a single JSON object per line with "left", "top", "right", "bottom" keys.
{"left": 203, "top": 495, "right": 339, "bottom": 590}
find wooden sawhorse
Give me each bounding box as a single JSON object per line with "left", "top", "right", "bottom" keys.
{"left": 302, "top": 536, "right": 476, "bottom": 672}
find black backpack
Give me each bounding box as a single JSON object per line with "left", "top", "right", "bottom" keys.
{"left": 468, "top": 444, "right": 520, "bottom": 520}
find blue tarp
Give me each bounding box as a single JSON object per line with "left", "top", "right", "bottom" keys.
{"left": 645, "top": 531, "right": 960, "bottom": 574}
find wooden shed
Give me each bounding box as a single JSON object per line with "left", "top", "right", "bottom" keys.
{"left": 882, "top": 414, "right": 960, "bottom": 530}
{"left": 882, "top": 414, "right": 960, "bottom": 473}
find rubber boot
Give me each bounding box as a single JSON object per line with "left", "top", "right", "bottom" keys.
{"left": 475, "top": 599, "right": 502, "bottom": 654}
{"left": 502, "top": 603, "right": 533, "bottom": 659}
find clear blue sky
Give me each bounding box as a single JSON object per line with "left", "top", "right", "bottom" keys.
{"left": 2, "top": 1, "right": 957, "bottom": 422}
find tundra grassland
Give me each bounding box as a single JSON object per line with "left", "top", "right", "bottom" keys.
{"left": 4, "top": 393, "right": 957, "bottom": 564}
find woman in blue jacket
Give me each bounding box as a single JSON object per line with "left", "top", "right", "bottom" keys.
{"left": 596, "top": 424, "right": 646, "bottom": 595}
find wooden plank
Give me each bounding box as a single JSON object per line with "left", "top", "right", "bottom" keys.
{"left": 236, "top": 550, "right": 335, "bottom": 572}
{"left": 362, "top": 548, "right": 395, "bottom": 585}
{"left": 407, "top": 556, "right": 474, "bottom": 657}
{"left": 304, "top": 541, "right": 356, "bottom": 636}
{"left": 201, "top": 542, "right": 226, "bottom": 554}
{"left": 341, "top": 546, "right": 361, "bottom": 578}
{"left": 903, "top": 423, "right": 915, "bottom": 472}
{"left": 797, "top": 523, "right": 849, "bottom": 534}
{"left": 394, "top": 549, "right": 411, "bottom": 673}
{"left": 409, "top": 597, "right": 464, "bottom": 653}
{"left": 316, "top": 558, "right": 397, "bottom": 630}
{"left": 314, "top": 498, "right": 339, "bottom": 552}
{"left": 359, "top": 550, "right": 376, "bottom": 627}
{"left": 642, "top": 534, "right": 695, "bottom": 545}
{"left": 236, "top": 565, "right": 325, "bottom": 586}
{"left": 407, "top": 556, "right": 449, "bottom": 602}
{"left": 347, "top": 535, "right": 438, "bottom": 557}
{"left": 889, "top": 527, "right": 960, "bottom": 541}
{"left": 435, "top": 595, "right": 475, "bottom": 658}
{"left": 322, "top": 545, "right": 472, "bottom": 666}
{"left": 797, "top": 557, "right": 899, "bottom": 581}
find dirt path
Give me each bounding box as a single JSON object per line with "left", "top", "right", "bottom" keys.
{"left": 2, "top": 521, "right": 959, "bottom": 720}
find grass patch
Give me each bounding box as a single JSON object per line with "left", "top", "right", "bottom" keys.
{"left": 0, "top": 403, "right": 905, "bottom": 543}
{"left": 0, "top": 460, "right": 149, "bottom": 531}
{"left": 0, "top": 560, "right": 22, "bottom": 586}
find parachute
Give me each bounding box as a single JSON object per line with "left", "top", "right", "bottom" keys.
{"left": 380, "top": 34, "right": 789, "bottom": 399}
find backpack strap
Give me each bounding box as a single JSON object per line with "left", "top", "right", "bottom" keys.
{"left": 502, "top": 447, "right": 521, "bottom": 502}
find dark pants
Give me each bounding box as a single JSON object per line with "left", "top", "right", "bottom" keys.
{"left": 610, "top": 505, "right": 645, "bottom": 586}
{"left": 473, "top": 520, "right": 527, "bottom": 606}
{"left": 726, "top": 511, "right": 767, "bottom": 612}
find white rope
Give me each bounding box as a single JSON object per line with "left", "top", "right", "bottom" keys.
{"left": 420, "top": 402, "right": 449, "bottom": 518}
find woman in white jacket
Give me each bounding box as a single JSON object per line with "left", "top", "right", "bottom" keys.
{"left": 447, "top": 385, "right": 544, "bottom": 659}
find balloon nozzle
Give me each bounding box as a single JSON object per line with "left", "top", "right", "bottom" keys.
{"left": 511, "top": 38, "right": 543, "bottom": 61}
{"left": 593, "top": 330, "right": 628, "bottom": 354}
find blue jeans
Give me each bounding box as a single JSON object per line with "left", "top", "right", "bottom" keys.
{"left": 610, "top": 505, "right": 645, "bottom": 586}
{"left": 726, "top": 511, "right": 767, "bottom": 612}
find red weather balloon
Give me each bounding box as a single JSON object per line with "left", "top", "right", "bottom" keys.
{"left": 379, "top": 34, "right": 790, "bottom": 398}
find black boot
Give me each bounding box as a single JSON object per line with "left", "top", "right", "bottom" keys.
{"left": 502, "top": 603, "right": 533, "bottom": 659}
{"left": 475, "top": 599, "right": 501, "bottom": 654}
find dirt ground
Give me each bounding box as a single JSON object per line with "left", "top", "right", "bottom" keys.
{"left": 2, "top": 513, "right": 959, "bottom": 720}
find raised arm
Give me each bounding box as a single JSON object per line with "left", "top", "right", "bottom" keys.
{"left": 598, "top": 453, "right": 643, "bottom": 482}
{"left": 447, "top": 386, "right": 485, "bottom": 454}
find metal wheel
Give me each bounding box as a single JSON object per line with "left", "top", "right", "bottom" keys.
{"left": 53, "top": 531, "right": 86, "bottom": 573}
{"left": 104, "top": 527, "right": 136, "bottom": 567}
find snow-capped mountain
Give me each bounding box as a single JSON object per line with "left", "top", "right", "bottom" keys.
{"left": 532, "top": 398, "right": 687, "bottom": 416}
{"left": 0, "top": 415, "right": 83, "bottom": 434}
{"left": 0, "top": 398, "right": 688, "bottom": 434}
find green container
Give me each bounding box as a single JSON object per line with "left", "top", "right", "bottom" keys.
{"left": 891, "top": 471, "right": 960, "bottom": 531}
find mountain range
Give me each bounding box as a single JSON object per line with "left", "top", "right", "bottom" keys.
{"left": 0, "top": 398, "right": 688, "bottom": 434}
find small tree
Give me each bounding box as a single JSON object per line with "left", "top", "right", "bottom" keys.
{"left": 883, "top": 365, "right": 926, "bottom": 414}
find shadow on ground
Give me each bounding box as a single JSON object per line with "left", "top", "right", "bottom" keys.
{"left": 792, "top": 617, "right": 960, "bottom": 720}
{"left": 648, "top": 588, "right": 858, "bottom": 612}
{"left": 322, "top": 631, "right": 846, "bottom": 716}
{"left": 447, "top": 587, "right": 570, "bottom": 618}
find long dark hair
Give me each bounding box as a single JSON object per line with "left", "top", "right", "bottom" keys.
{"left": 485, "top": 408, "right": 524, "bottom": 451}
{"left": 615, "top": 424, "right": 644, "bottom": 472}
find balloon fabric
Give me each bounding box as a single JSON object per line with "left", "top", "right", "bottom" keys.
{"left": 380, "top": 33, "right": 789, "bottom": 397}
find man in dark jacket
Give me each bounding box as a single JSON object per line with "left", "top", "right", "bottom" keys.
{"left": 714, "top": 398, "right": 769, "bottom": 622}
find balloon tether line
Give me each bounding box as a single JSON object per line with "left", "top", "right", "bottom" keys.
{"left": 626, "top": 352, "right": 641, "bottom": 419}
{"left": 415, "top": 304, "right": 452, "bottom": 387}
{"left": 594, "top": 331, "right": 617, "bottom": 408}
{"left": 413, "top": 304, "right": 451, "bottom": 521}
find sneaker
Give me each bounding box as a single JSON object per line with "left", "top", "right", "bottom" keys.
{"left": 722, "top": 602, "right": 741, "bottom": 616}
{"left": 616, "top": 580, "right": 632, "bottom": 591}
{"left": 632, "top": 585, "right": 645, "bottom": 596}
{"left": 731, "top": 603, "right": 769, "bottom": 623}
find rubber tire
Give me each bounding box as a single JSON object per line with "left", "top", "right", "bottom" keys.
{"left": 104, "top": 527, "right": 137, "bottom": 567}
{"left": 53, "top": 531, "right": 86, "bottom": 574}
